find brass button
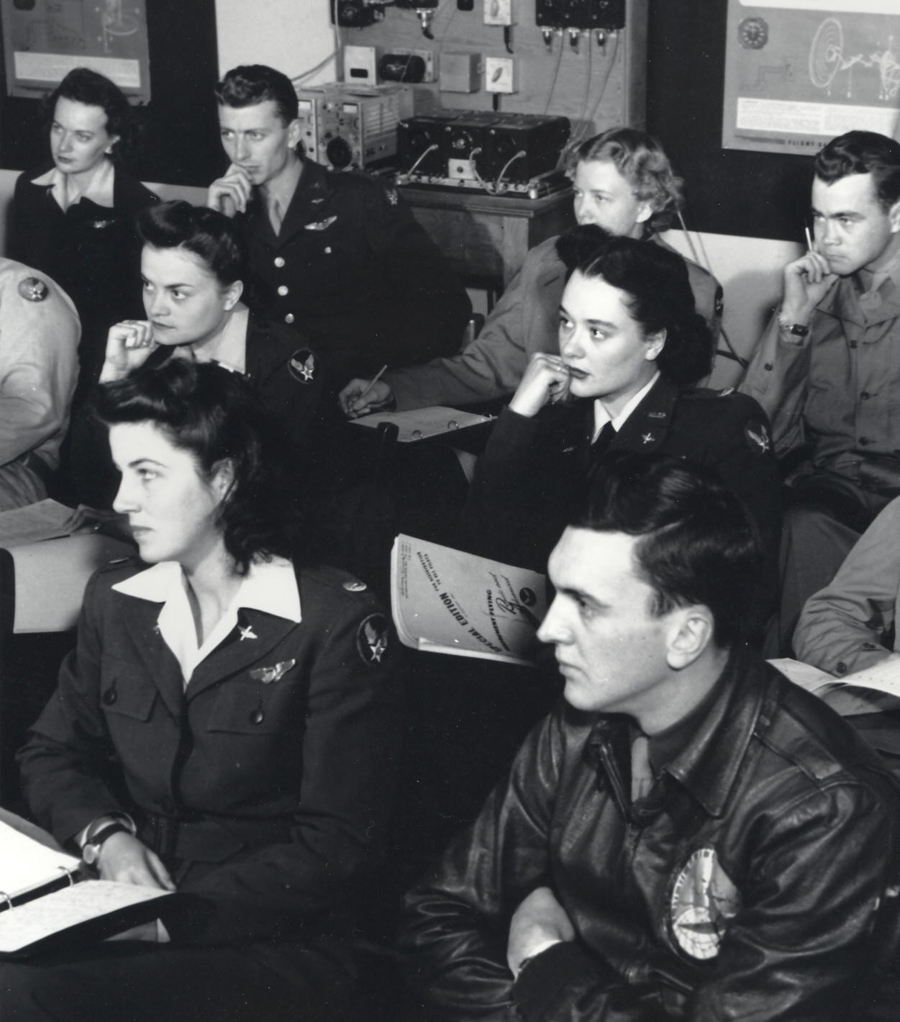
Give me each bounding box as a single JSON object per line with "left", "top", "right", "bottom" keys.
{"left": 274, "top": 256, "right": 285, "bottom": 267}
{"left": 285, "top": 313, "right": 295, "bottom": 324}
{"left": 277, "top": 285, "right": 289, "bottom": 296}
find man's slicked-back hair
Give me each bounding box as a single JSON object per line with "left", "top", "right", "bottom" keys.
{"left": 564, "top": 126, "right": 685, "bottom": 233}
{"left": 96, "top": 359, "right": 303, "bottom": 575}
{"left": 214, "top": 64, "right": 299, "bottom": 125}
{"left": 815, "top": 130, "right": 900, "bottom": 211}
{"left": 556, "top": 225, "right": 714, "bottom": 384}
{"left": 575, "top": 452, "right": 763, "bottom": 647}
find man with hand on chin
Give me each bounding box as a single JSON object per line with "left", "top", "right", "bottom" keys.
{"left": 207, "top": 64, "right": 470, "bottom": 385}
{"left": 402, "top": 453, "right": 900, "bottom": 1022}
{"left": 741, "top": 130, "right": 900, "bottom": 649}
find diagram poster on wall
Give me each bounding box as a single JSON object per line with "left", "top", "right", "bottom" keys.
{"left": 723, "top": 0, "right": 900, "bottom": 155}
{"left": 0, "top": 0, "right": 150, "bottom": 102}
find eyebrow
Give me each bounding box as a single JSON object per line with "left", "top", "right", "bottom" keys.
{"left": 812, "top": 206, "right": 863, "bottom": 218}
{"left": 141, "top": 276, "right": 196, "bottom": 290}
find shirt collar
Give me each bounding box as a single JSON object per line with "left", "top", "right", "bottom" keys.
{"left": 32, "top": 159, "right": 116, "bottom": 211}
{"left": 113, "top": 555, "right": 301, "bottom": 622}
{"left": 260, "top": 155, "right": 303, "bottom": 223}
{"left": 174, "top": 305, "right": 249, "bottom": 374}
{"left": 592, "top": 371, "right": 660, "bottom": 440}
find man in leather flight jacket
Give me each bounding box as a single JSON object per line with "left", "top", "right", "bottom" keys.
{"left": 401, "top": 453, "right": 900, "bottom": 1022}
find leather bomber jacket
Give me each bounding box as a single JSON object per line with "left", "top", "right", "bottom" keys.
{"left": 401, "top": 651, "right": 900, "bottom": 1021}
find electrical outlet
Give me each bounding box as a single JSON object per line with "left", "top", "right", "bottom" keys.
{"left": 484, "top": 56, "right": 514, "bottom": 93}
{"left": 484, "top": 0, "right": 513, "bottom": 27}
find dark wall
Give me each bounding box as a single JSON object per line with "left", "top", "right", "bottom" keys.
{"left": 0, "top": 0, "right": 224, "bottom": 187}
{"left": 646, "top": 0, "right": 812, "bottom": 243}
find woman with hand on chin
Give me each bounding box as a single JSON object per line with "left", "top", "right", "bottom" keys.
{"left": 12, "top": 67, "right": 158, "bottom": 397}
{"left": 70, "top": 199, "right": 329, "bottom": 507}
{"left": 8, "top": 359, "right": 399, "bottom": 1021}
{"left": 465, "top": 226, "right": 782, "bottom": 622}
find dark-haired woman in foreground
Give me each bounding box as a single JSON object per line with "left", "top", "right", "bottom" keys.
{"left": 7, "top": 360, "right": 399, "bottom": 1021}
{"left": 12, "top": 66, "right": 158, "bottom": 394}
{"left": 466, "top": 227, "right": 782, "bottom": 618}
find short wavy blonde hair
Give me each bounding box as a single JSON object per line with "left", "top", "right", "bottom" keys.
{"left": 564, "top": 127, "right": 685, "bottom": 234}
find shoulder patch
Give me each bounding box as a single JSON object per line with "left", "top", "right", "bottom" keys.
{"left": 357, "top": 613, "right": 389, "bottom": 666}
{"left": 288, "top": 348, "right": 317, "bottom": 383}
{"left": 18, "top": 277, "right": 48, "bottom": 302}
{"left": 744, "top": 420, "right": 771, "bottom": 454}
{"left": 670, "top": 847, "right": 741, "bottom": 961}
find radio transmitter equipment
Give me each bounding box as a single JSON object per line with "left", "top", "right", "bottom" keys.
{"left": 397, "top": 111, "right": 571, "bottom": 195}
{"left": 296, "top": 83, "right": 415, "bottom": 171}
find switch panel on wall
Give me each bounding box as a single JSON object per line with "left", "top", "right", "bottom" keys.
{"left": 485, "top": 56, "right": 515, "bottom": 93}
{"left": 484, "top": 0, "right": 513, "bottom": 27}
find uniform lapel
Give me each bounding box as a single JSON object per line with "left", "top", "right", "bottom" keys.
{"left": 185, "top": 610, "right": 297, "bottom": 701}
{"left": 612, "top": 376, "right": 679, "bottom": 453}
{"left": 118, "top": 598, "right": 185, "bottom": 720}
{"left": 273, "top": 157, "right": 331, "bottom": 248}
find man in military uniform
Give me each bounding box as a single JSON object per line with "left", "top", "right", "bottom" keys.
{"left": 340, "top": 127, "right": 723, "bottom": 417}
{"left": 0, "top": 261, "right": 79, "bottom": 510}
{"left": 207, "top": 64, "right": 471, "bottom": 386}
{"left": 741, "top": 130, "right": 900, "bottom": 650}
{"left": 402, "top": 454, "right": 900, "bottom": 1022}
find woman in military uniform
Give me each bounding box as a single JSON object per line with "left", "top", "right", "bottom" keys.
{"left": 6, "top": 359, "right": 399, "bottom": 1021}
{"left": 69, "top": 200, "right": 333, "bottom": 508}
{"left": 11, "top": 67, "right": 158, "bottom": 398}
{"left": 465, "top": 227, "right": 782, "bottom": 623}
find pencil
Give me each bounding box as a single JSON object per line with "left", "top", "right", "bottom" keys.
{"left": 356, "top": 364, "right": 389, "bottom": 405}
{"left": 804, "top": 225, "right": 814, "bottom": 252}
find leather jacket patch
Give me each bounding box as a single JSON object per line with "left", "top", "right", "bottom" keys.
{"left": 670, "top": 846, "right": 742, "bottom": 960}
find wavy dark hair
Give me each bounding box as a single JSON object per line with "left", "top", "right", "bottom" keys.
{"left": 564, "top": 127, "right": 685, "bottom": 234}
{"left": 96, "top": 359, "right": 302, "bottom": 575}
{"left": 214, "top": 64, "right": 299, "bottom": 126}
{"left": 815, "top": 130, "right": 900, "bottom": 212}
{"left": 137, "top": 201, "right": 247, "bottom": 288}
{"left": 556, "top": 225, "right": 713, "bottom": 384}
{"left": 44, "top": 67, "right": 139, "bottom": 166}
{"left": 578, "top": 452, "right": 762, "bottom": 648}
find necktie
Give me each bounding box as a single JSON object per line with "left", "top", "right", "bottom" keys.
{"left": 630, "top": 734, "right": 654, "bottom": 802}
{"left": 269, "top": 197, "right": 283, "bottom": 235}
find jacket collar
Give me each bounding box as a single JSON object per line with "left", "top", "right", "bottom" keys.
{"left": 598, "top": 374, "right": 680, "bottom": 453}
{"left": 250, "top": 156, "right": 333, "bottom": 247}
{"left": 585, "top": 647, "right": 771, "bottom": 820}
{"left": 818, "top": 269, "right": 900, "bottom": 328}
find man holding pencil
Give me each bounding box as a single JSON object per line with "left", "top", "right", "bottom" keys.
{"left": 741, "top": 130, "right": 900, "bottom": 650}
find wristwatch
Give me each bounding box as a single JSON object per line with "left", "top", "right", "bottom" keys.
{"left": 81, "top": 818, "right": 135, "bottom": 866}
{"left": 777, "top": 314, "right": 810, "bottom": 337}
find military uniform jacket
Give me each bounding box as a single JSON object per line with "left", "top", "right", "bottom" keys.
{"left": 401, "top": 652, "right": 900, "bottom": 1021}
{"left": 465, "top": 376, "right": 781, "bottom": 594}
{"left": 387, "top": 234, "right": 724, "bottom": 412}
{"left": 18, "top": 560, "right": 401, "bottom": 951}
{"left": 740, "top": 271, "right": 900, "bottom": 487}
{"left": 0, "top": 259, "right": 79, "bottom": 509}
{"left": 12, "top": 162, "right": 158, "bottom": 384}
{"left": 235, "top": 157, "right": 471, "bottom": 382}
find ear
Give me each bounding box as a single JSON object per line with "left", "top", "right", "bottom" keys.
{"left": 286, "top": 118, "right": 303, "bottom": 152}
{"left": 105, "top": 134, "right": 121, "bottom": 156}
{"left": 643, "top": 328, "right": 666, "bottom": 363}
{"left": 222, "top": 280, "right": 243, "bottom": 311}
{"left": 665, "top": 605, "right": 714, "bottom": 670}
{"left": 210, "top": 458, "right": 235, "bottom": 502}
{"left": 889, "top": 199, "right": 900, "bottom": 234}
{"left": 635, "top": 199, "right": 654, "bottom": 226}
